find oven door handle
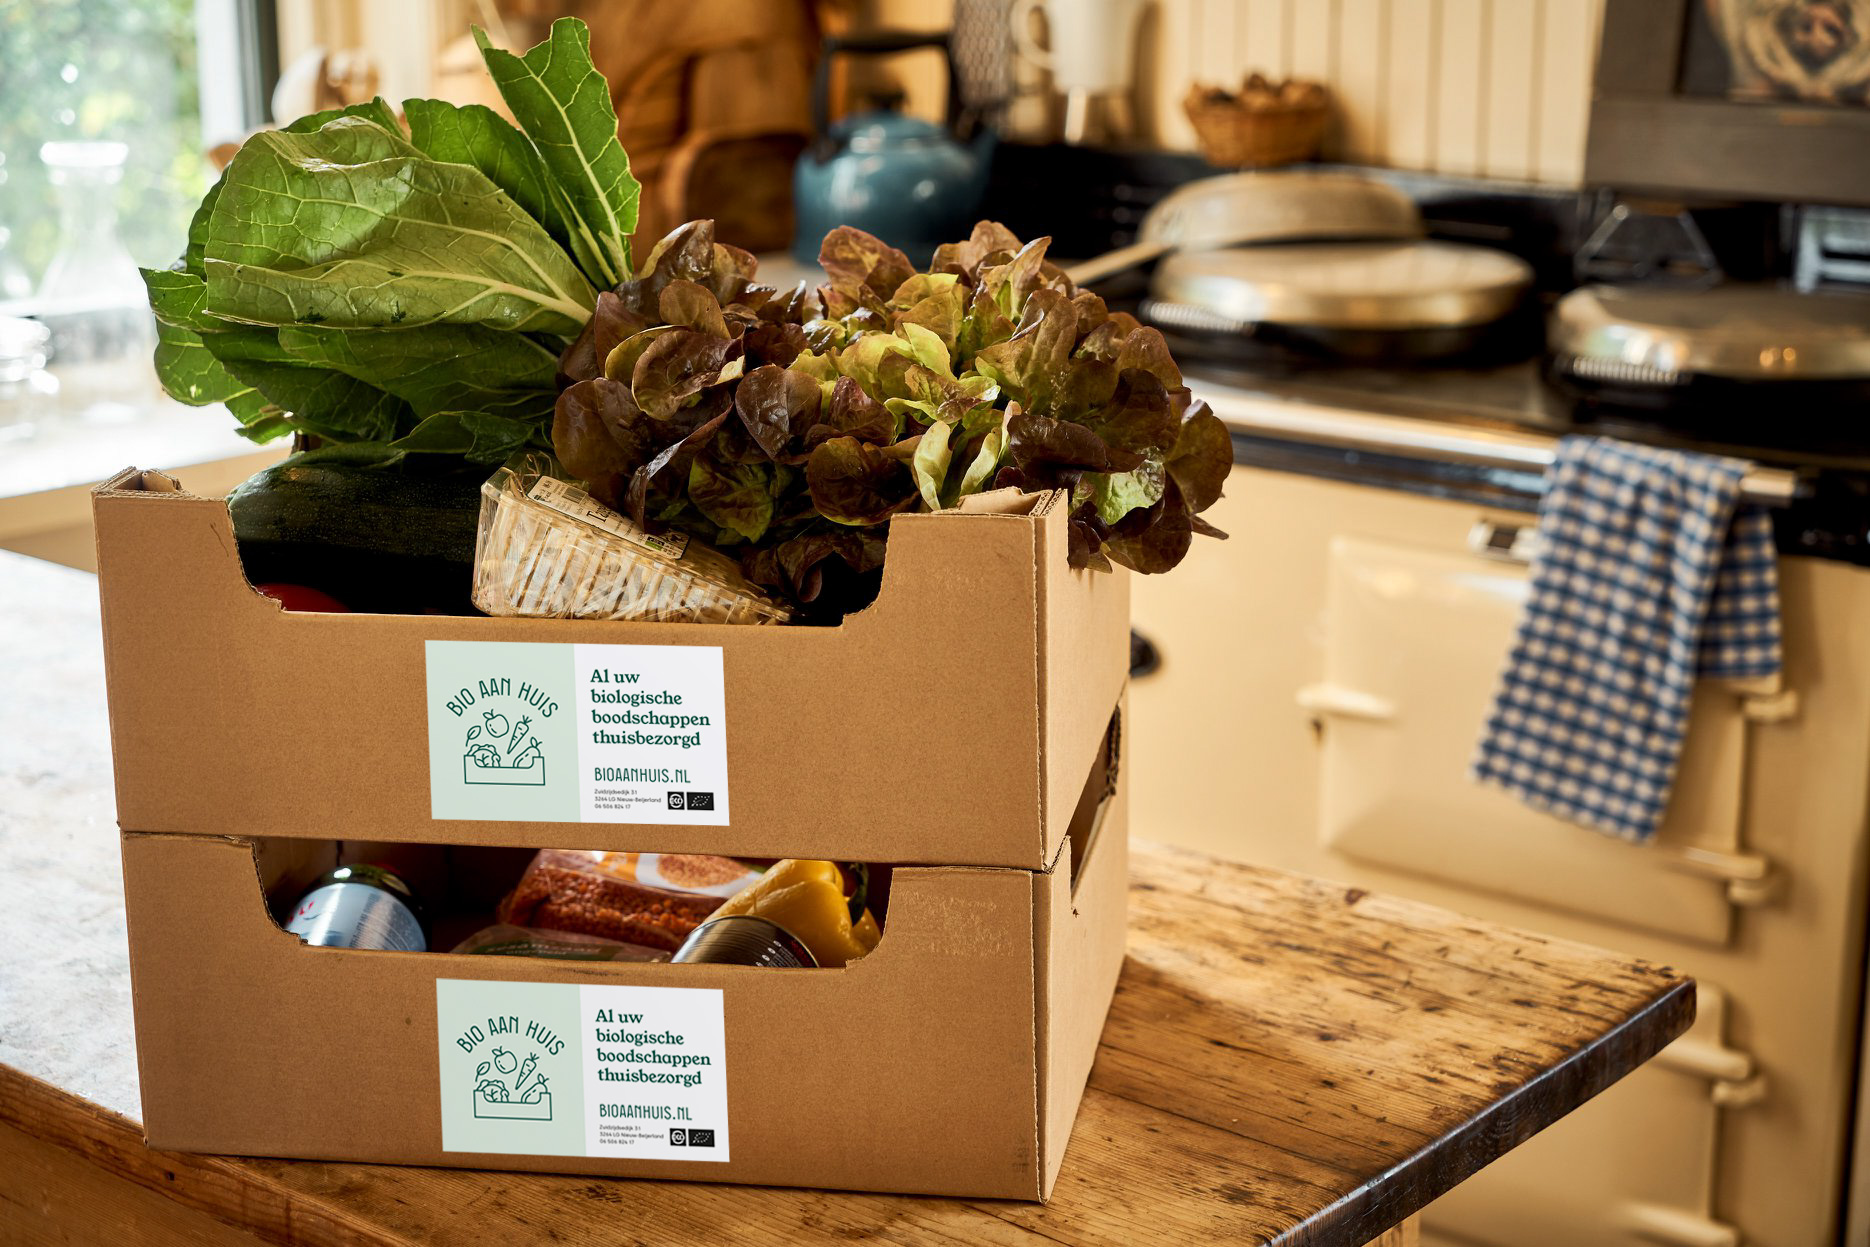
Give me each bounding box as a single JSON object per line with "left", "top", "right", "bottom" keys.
{"left": 1615, "top": 1202, "right": 1742, "bottom": 1247}
{"left": 1657, "top": 845, "right": 1777, "bottom": 907}
{"left": 1296, "top": 683, "right": 1396, "bottom": 723}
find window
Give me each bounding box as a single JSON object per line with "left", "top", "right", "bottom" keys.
{"left": 0, "top": 0, "right": 273, "bottom": 455}
{"left": 0, "top": 0, "right": 274, "bottom": 299}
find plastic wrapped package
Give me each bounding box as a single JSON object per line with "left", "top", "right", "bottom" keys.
{"left": 472, "top": 454, "right": 792, "bottom": 624}
{"left": 494, "top": 850, "right": 767, "bottom": 952}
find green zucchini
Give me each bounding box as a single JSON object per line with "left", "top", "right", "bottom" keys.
{"left": 226, "top": 447, "right": 489, "bottom": 615}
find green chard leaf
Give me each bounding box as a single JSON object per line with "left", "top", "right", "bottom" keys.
{"left": 474, "top": 18, "right": 641, "bottom": 287}
{"left": 203, "top": 115, "right": 595, "bottom": 335}
{"left": 143, "top": 267, "right": 257, "bottom": 407}
{"left": 390, "top": 410, "right": 544, "bottom": 464}
{"left": 143, "top": 265, "right": 413, "bottom": 443}
{"left": 403, "top": 97, "right": 564, "bottom": 241}
{"left": 280, "top": 96, "right": 403, "bottom": 136}
{"left": 274, "top": 324, "right": 559, "bottom": 423}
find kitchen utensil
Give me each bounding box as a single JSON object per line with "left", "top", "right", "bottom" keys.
{"left": 792, "top": 31, "right": 996, "bottom": 265}
{"left": 1010, "top": 0, "right": 1146, "bottom": 142}
{"left": 1554, "top": 283, "right": 1870, "bottom": 384}
{"left": 1143, "top": 240, "right": 1535, "bottom": 363}
{"left": 1550, "top": 283, "right": 1870, "bottom": 418}
{"left": 1065, "top": 169, "right": 1422, "bottom": 287}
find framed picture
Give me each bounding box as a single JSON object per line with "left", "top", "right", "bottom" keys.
{"left": 1681, "top": 0, "right": 1870, "bottom": 106}
{"left": 1586, "top": 0, "right": 1870, "bottom": 205}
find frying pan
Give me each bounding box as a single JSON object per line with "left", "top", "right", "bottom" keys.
{"left": 1061, "top": 169, "right": 1535, "bottom": 364}
{"left": 1061, "top": 169, "right": 1423, "bottom": 287}
{"left": 1142, "top": 240, "right": 1538, "bottom": 364}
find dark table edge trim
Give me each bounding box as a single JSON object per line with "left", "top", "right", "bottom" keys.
{"left": 1256, "top": 977, "right": 1699, "bottom": 1247}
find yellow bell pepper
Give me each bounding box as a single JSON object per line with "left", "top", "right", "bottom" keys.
{"left": 711, "top": 859, "right": 881, "bottom": 967}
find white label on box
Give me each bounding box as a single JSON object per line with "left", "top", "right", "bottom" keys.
{"left": 426, "top": 640, "right": 730, "bottom": 825}
{"left": 437, "top": 979, "right": 730, "bottom": 1161}
{"left": 526, "top": 476, "right": 689, "bottom": 561}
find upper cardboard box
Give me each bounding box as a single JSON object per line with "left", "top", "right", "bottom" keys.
{"left": 92, "top": 468, "right": 1129, "bottom": 868}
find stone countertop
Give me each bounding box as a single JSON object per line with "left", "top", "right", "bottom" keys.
{"left": 0, "top": 551, "right": 137, "bottom": 1118}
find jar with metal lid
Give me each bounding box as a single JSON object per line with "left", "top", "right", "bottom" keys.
{"left": 284, "top": 863, "right": 428, "bottom": 952}
{"left": 0, "top": 316, "right": 58, "bottom": 443}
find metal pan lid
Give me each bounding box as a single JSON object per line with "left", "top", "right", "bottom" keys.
{"left": 1138, "top": 169, "right": 1425, "bottom": 249}
{"left": 1149, "top": 240, "right": 1534, "bottom": 331}
{"left": 1553, "top": 284, "right": 1870, "bottom": 384}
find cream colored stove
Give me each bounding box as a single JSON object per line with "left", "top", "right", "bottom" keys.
{"left": 1129, "top": 389, "right": 1870, "bottom": 1246}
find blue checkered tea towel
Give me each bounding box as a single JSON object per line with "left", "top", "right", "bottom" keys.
{"left": 1471, "top": 436, "right": 1782, "bottom": 842}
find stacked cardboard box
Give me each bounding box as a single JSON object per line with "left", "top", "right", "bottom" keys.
{"left": 93, "top": 467, "right": 1132, "bottom": 1200}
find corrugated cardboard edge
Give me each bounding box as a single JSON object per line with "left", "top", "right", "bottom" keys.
{"left": 1033, "top": 693, "right": 1129, "bottom": 1198}
{"left": 1030, "top": 492, "right": 1130, "bottom": 870}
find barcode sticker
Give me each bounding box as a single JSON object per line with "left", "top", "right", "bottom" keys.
{"left": 526, "top": 476, "right": 689, "bottom": 562}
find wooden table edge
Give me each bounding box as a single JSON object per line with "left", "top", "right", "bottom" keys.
{"left": 1262, "top": 976, "right": 1696, "bottom": 1246}
{"left": 0, "top": 1064, "right": 409, "bottom": 1247}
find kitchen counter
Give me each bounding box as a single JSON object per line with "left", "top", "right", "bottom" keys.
{"left": 1184, "top": 358, "right": 1870, "bottom": 567}
{"left": 1185, "top": 353, "right": 1870, "bottom": 474}
{"left": 0, "top": 550, "right": 1694, "bottom": 1245}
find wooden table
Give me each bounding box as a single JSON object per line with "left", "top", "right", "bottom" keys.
{"left": 0, "top": 551, "right": 1694, "bottom": 1246}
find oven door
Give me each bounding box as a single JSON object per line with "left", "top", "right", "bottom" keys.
{"left": 1301, "top": 525, "right": 1781, "bottom": 948}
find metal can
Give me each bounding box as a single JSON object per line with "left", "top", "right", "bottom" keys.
{"left": 672, "top": 915, "right": 817, "bottom": 967}
{"left": 284, "top": 864, "right": 427, "bottom": 952}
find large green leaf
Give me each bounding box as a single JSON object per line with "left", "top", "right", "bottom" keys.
{"left": 217, "top": 354, "right": 413, "bottom": 443}
{"left": 474, "top": 19, "right": 640, "bottom": 287}
{"left": 143, "top": 267, "right": 254, "bottom": 406}
{"left": 390, "top": 410, "right": 544, "bottom": 464}
{"left": 403, "top": 98, "right": 569, "bottom": 258}
{"left": 144, "top": 265, "right": 415, "bottom": 443}
{"left": 281, "top": 96, "right": 403, "bottom": 136}
{"left": 276, "top": 324, "right": 559, "bottom": 422}
{"left": 203, "top": 115, "right": 595, "bottom": 335}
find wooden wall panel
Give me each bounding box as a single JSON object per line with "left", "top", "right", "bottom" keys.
{"left": 1433, "top": 0, "right": 1488, "bottom": 175}
{"left": 1144, "top": 0, "right": 1606, "bottom": 186}
{"left": 1534, "top": 0, "right": 1601, "bottom": 183}
{"left": 1382, "top": 0, "right": 1438, "bottom": 169}
{"left": 1242, "top": 0, "right": 1292, "bottom": 78}
{"left": 1337, "top": 0, "right": 1389, "bottom": 163}
{"left": 1481, "top": 0, "right": 1539, "bottom": 179}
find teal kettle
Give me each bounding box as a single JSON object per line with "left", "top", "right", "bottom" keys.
{"left": 792, "top": 32, "right": 996, "bottom": 267}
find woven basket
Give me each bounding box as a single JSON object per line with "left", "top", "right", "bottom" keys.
{"left": 1183, "top": 83, "right": 1330, "bottom": 169}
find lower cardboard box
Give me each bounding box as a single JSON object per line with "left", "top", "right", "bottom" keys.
{"left": 118, "top": 715, "right": 1128, "bottom": 1201}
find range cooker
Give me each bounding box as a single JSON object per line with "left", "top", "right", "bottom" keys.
{"left": 1126, "top": 355, "right": 1870, "bottom": 1247}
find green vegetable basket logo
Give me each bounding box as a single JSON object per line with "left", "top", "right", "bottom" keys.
{"left": 463, "top": 711, "right": 546, "bottom": 787}
{"left": 472, "top": 1045, "right": 553, "bottom": 1122}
